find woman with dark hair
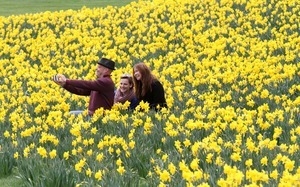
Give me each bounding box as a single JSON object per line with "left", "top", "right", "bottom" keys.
{"left": 114, "top": 74, "right": 138, "bottom": 110}
{"left": 133, "top": 62, "right": 167, "bottom": 110}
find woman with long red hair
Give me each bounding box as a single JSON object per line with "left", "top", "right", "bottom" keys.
{"left": 133, "top": 62, "right": 167, "bottom": 110}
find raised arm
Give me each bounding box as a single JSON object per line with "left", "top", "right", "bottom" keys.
{"left": 65, "top": 77, "right": 114, "bottom": 92}
{"left": 63, "top": 84, "right": 91, "bottom": 96}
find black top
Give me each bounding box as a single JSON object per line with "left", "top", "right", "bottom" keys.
{"left": 140, "top": 80, "right": 167, "bottom": 110}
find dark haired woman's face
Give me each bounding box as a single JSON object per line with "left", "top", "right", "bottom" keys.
{"left": 134, "top": 68, "right": 142, "bottom": 80}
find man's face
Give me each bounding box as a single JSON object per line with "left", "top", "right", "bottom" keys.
{"left": 96, "top": 64, "right": 106, "bottom": 77}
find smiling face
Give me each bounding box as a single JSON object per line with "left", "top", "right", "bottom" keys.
{"left": 133, "top": 67, "right": 142, "bottom": 81}
{"left": 119, "top": 78, "right": 132, "bottom": 94}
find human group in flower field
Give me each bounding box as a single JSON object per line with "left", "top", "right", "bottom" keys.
{"left": 53, "top": 58, "right": 167, "bottom": 115}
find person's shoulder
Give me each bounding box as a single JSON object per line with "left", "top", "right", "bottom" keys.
{"left": 95, "top": 76, "right": 115, "bottom": 89}
{"left": 152, "top": 79, "right": 163, "bottom": 87}
{"left": 129, "top": 96, "right": 139, "bottom": 110}
{"left": 97, "top": 76, "right": 114, "bottom": 83}
{"left": 131, "top": 96, "right": 138, "bottom": 102}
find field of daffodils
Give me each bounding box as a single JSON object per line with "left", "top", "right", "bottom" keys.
{"left": 0, "top": 0, "right": 299, "bottom": 186}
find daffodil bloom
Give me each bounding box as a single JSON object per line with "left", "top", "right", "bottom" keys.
{"left": 206, "top": 153, "right": 213, "bottom": 164}
{"left": 168, "top": 163, "right": 176, "bottom": 175}
{"left": 159, "top": 170, "right": 171, "bottom": 182}
{"left": 116, "top": 158, "right": 122, "bottom": 166}
{"left": 260, "top": 156, "right": 268, "bottom": 166}
{"left": 63, "top": 151, "right": 70, "bottom": 160}
{"left": 245, "top": 159, "right": 253, "bottom": 168}
{"left": 129, "top": 140, "right": 135, "bottom": 149}
{"left": 117, "top": 165, "right": 125, "bottom": 175}
{"left": 183, "top": 139, "right": 191, "bottom": 147}
{"left": 230, "top": 152, "right": 241, "bottom": 162}
{"left": 37, "top": 146, "right": 47, "bottom": 158}
{"left": 270, "top": 170, "right": 278, "bottom": 180}
{"left": 49, "top": 149, "right": 57, "bottom": 159}
{"left": 14, "top": 152, "right": 19, "bottom": 159}
{"left": 90, "top": 127, "right": 97, "bottom": 134}
{"left": 85, "top": 168, "right": 92, "bottom": 177}
{"left": 284, "top": 159, "right": 295, "bottom": 172}
{"left": 162, "top": 154, "right": 168, "bottom": 162}
{"left": 174, "top": 140, "right": 183, "bottom": 154}
{"left": 75, "top": 158, "right": 86, "bottom": 173}
{"left": 3, "top": 130, "right": 10, "bottom": 138}
{"left": 94, "top": 170, "right": 103, "bottom": 181}
{"left": 96, "top": 153, "right": 104, "bottom": 162}
{"left": 23, "top": 147, "right": 30, "bottom": 158}
{"left": 87, "top": 149, "right": 93, "bottom": 156}
{"left": 190, "top": 158, "right": 199, "bottom": 171}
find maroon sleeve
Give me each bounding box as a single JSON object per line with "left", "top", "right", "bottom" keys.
{"left": 65, "top": 77, "right": 114, "bottom": 92}
{"left": 63, "top": 84, "right": 91, "bottom": 96}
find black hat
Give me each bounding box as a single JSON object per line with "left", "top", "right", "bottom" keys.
{"left": 98, "top": 58, "right": 116, "bottom": 70}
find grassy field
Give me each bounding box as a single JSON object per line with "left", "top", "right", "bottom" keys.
{"left": 0, "top": 0, "right": 134, "bottom": 16}
{"left": 0, "top": 174, "right": 23, "bottom": 187}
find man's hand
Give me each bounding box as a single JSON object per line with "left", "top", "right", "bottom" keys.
{"left": 53, "top": 74, "right": 67, "bottom": 86}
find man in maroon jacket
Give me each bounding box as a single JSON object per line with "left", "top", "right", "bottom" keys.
{"left": 53, "top": 58, "right": 116, "bottom": 115}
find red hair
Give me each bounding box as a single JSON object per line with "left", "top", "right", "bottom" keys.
{"left": 133, "top": 62, "right": 156, "bottom": 99}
